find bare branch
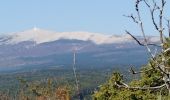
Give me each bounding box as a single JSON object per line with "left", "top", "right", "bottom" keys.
{"left": 168, "top": 20, "right": 170, "bottom": 37}
{"left": 126, "top": 30, "right": 161, "bottom": 47}
{"left": 153, "top": 48, "right": 158, "bottom": 57}
{"left": 128, "top": 0, "right": 169, "bottom": 78}
{"left": 144, "top": 0, "right": 159, "bottom": 31}
{"left": 123, "top": 0, "right": 170, "bottom": 94}
{"left": 164, "top": 48, "right": 170, "bottom": 53}
{"left": 129, "top": 66, "right": 153, "bottom": 74}
{"left": 135, "top": 0, "right": 142, "bottom": 12}
{"left": 72, "top": 48, "right": 81, "bottom": 99}
{"left": 126, "top": 30, "right": 169, "bottom": 76}
{"left": 134, "top": 0, "right": 158, "bottom": 62}
{"left": 129, "top": 60, "right": 169, "bottom": 79}
{"left": 151, "top": 6, "right": 159, "bottom": 31}
{"left": 150, "top": 58, "right": 169, "bottom": 76}
{"left": 143, "top": 0, "right": 150, "bottom": 8}
{"left": 159, "top": 0, "right": 166, "bottom": 44}
{"left": 115, "top": 82, "right": 166, "bottom": 90}
{"left": 149, "top": 61, "right": 156, "bottom": 69}
{"left": 129, "top": 67, "right": 140, "bottom": 74}
{"left": 165, "top": 18, "right": 170, "bottom": 37}
{"left": 123, "top": 14, "right": 139, "bottom": 24}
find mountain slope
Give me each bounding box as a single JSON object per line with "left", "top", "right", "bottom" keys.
{"left": 0, "top": 28, "right": 160, "bottom": 71}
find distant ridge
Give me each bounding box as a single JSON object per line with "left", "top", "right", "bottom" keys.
{"left": 1, "top": 28, "right": 136, "bottom": 45}
{"left": 0, "top": 28, "right": 160, "bottom": 70}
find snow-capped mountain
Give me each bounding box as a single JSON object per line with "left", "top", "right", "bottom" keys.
{"left": 3, "top": 27, "right": 135, "bottom": 45}
{"left": 0, "top": 28, "right": 160, "bottom": 72}
{"left": 1, "top": 27, "right": 160, "bottom": 45}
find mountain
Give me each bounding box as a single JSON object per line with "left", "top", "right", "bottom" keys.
{"left": 0, "top": 28, "right": 160, "bottom": 71}
{"left": 3, "top": 27, "right": 134, "bottom": 45}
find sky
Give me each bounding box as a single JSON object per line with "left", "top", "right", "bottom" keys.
{"left": 0, "top": 0, "right": 169, "bottom": 36}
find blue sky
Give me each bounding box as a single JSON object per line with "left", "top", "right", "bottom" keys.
{"left": 0, "top": 0, "right": 169, "bottom": 36}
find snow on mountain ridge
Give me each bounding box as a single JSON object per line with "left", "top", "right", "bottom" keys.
{"left": 2, "top": 28, "right": 159, "bottom": 45}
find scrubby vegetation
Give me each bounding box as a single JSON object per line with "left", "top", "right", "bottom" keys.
{"left": 0, "top": 67, "right": 126, "bottom": 99}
